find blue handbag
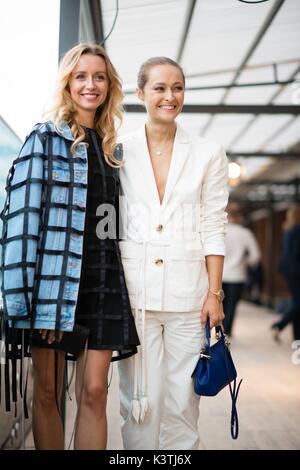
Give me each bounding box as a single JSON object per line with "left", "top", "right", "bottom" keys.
{"left": 192, "top": 321, "right": 243, "bottom": 439}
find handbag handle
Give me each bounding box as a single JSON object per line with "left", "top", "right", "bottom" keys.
{"left": 204, "top": 320, "right": 223, "bottom": 340}
{"left": 203, "top": 320, "right": 224, "bottom": 358}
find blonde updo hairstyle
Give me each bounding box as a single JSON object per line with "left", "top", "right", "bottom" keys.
{"left": 137, "top": 56, "right": 185, "bottom": 90}
{"left": 48, "top": 43, "right": 123, "bottom": 167}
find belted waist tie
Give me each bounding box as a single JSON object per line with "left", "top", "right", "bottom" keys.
{"left": 123, "top": 240, "right": 171, "bottom": 423}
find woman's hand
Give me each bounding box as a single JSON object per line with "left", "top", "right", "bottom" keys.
{"left": 201, "top": 292, "right": 225, "bottom": 329}
{"left": 39, "top": 329, "right": 64, "bottom": 344}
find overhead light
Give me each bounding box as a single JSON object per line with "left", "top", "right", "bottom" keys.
{"left": 228, "top": 161, "right": 242, "bottom": 179}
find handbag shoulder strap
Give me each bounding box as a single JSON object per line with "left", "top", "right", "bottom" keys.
{"left": 228, "top": 377, "right": 243, "bottom": 439}
{"left": 222, "top": 329, "right": 243, "bottom": 440}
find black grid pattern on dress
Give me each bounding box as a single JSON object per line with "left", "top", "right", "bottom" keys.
{"left": 74, "top": 128, "right": 139, "bottom": 357}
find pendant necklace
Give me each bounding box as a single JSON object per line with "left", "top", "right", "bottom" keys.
{"left": 151, "top": 137, "right": 172, "bottom": 157}
{"left": 146, "top": 126, "right": 176, "bottom": 157}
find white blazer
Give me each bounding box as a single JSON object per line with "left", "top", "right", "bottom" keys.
{"left": 119, "top": 124, "right": 229, "bottom": 313}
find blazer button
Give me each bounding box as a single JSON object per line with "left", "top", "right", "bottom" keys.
{"left": 155, "top": 259, "right": 164, "bottom": 266}
{"left": 156, "top": 224, "right": 163, "bottom": 232}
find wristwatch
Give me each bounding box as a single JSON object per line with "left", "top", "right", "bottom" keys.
{"left": 208, "top": 289, "right": 225, "bottom": 302}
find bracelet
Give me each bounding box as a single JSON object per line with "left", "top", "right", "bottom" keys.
{"left": 208, "top": 289, "right": 220, "bottom": 296}
{"left": 208, "top": 289, "right": 225, "bottom": 302}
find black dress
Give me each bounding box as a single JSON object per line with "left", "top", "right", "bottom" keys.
{"left": 30, "top": 128, "right": 139, "bottom": 360}
{"left": 74, "top": 128, "right": 139, "bottom": 360}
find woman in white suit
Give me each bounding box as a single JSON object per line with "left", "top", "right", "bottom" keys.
{"left": 118, "top": 57, "right": 228, "bottom": 450}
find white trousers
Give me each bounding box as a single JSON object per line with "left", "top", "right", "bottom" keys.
{"left": 118, "top": 310, "right": 205, "bottom": 450}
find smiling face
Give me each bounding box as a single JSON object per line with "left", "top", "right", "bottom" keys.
{"left": 137, "top": 64, "right": 185, "bottom": 125}
{"left": 69, "top": 53, "right": 109, "bottom": 126}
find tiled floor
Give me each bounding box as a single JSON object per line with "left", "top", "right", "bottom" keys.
{"left": 24, "top": 301, "right": 300, "bottom": 450}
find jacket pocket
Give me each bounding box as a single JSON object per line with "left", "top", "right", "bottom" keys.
{"left": 167, "top": 246, "right": 207, "bottom": 298}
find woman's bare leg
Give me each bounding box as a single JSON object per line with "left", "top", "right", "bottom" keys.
{"left": 74, "top": 349, "right": 112, "bottom": 450}
{"left": 31, "top": 347, "right": 65, "bottom": 450}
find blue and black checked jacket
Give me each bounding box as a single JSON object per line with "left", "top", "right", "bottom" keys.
{"left": 1, "top": 121, "right": 121, "bottom": 332}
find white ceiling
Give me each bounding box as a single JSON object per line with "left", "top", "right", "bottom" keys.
{"left": 99, "top": 0, "right": 300, "bottom": 182}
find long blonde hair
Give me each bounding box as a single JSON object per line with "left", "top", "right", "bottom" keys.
{"left": 47, "top": 43, "right": 123, "bottom": 167}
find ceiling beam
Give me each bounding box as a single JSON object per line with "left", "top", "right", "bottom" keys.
{"left": 59, "top": 0, "right": 80, "bottom": 60}
{"left": 229, "top": 197, "right": 299, "bottom": 204}
{"left": 228, "top": 152, "right": 300, "bottom": 158}
{"left": 88, "top": 0, "right": 105, "bottom": 45}
{"left": 185, "top": 58, "right": 300, "bottom": 80}
{"left": 201, "top": 0, "right": 286, "bottom": 135}
{"left": 221, "top": 0, "right": 285, "bottom": 102}
{"left": 176, "top": 0, "right": 197, "bottom": 63}
{"left": 124, "top": 104, "right": 300, "bottom": 115}
{"left": 229, "top": 64, "right": 300, "bottom": 149}
{"left": 234, "top": 179, "right": 300, "bottom": 186}
{"left": 184, "top": 80, "right": 294, "bottom": 91}
{"left": 124, "top": 79, "right": 294, "bottom": 95}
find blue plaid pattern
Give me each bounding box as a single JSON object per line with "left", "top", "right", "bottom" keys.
{"left": 1, "top": 121, "right": 90, "bottom": 331}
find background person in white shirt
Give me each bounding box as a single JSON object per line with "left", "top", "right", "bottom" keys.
{"left": 222, "top": 205, "right": 261, "bottom": 336}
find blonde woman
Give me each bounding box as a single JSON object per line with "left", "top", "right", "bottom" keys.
{"left": 118, "top": 57, "right": 228, "bottom": 450}
{"left": 1, "top": 43, "right": 139, "bottom": 449}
